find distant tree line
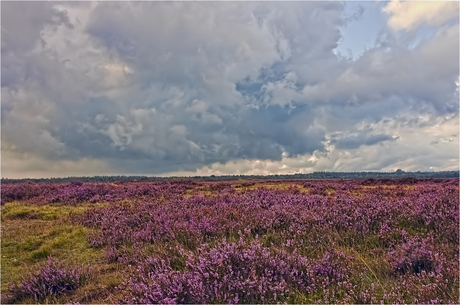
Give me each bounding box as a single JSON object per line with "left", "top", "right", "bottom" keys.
{"left": 1, "top": 170, "right": 458, "bottom": 184}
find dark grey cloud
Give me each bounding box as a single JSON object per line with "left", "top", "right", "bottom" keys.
{"left": 1, "top": 1, "right": 72, "bottom": 53}
{"left": 1, "top": 1, "right": 458, "bottom": 177}
{"left": 331, "top": 133, "right": 397, "bottom": 150}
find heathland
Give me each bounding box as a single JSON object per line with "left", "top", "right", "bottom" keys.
{"left": 1, "top": 178, "right": 458, "bottom": 304}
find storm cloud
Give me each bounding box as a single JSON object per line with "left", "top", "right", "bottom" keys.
{"left": 1, "top": 1, "right": 458, "bottom": 178}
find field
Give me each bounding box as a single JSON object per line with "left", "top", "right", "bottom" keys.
{"left": 1, "top": 178, "right": 459, "bottom": 304}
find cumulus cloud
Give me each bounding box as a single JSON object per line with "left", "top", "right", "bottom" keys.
{"left": 1, "top": 1, "right": 458, "bottom": 178}
{"left": 166, "top": 114, "right": 458, "bottom": 176}
{"left": 383, "top": 0, "right": 459, "bottom": 31}
{"left": 1, "top": 1, "right": 73, "bottom": 54}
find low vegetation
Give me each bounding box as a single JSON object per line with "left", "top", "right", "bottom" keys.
{"left": 1, "top": 178, "right": 458, "bottom": 304}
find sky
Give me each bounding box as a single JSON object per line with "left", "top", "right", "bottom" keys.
{"left": 1, "top": 1, "right": 459, "bottom": 178}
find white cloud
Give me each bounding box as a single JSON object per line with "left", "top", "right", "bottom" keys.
{"left": 186, "top": 99, "right": 223, "bottom": 125}
{"left": 383, "top": 0, "right": 459, "bottom": 31}
{"left": 262, "top": 72, "right": 304, "bottom": 107}
{"left": 166, "top": 113, "right": 459, "bottom": 176}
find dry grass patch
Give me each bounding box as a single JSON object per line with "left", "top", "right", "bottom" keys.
{"left": 234, "top": 182, "right": 308, "bottom": 193}
{"left": 1, "top": 202, "right": 126, "bottom": 304}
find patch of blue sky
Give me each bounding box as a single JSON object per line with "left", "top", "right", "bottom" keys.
{"left": 235, "top": 79, "right": 264, "bottom": 100}
{"left": 334, "top": 1, "right": 387, "bottom": 60}
{"left": 235, "top": 62, "right": 289, "bottom": 100}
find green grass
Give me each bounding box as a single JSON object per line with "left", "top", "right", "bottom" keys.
{"left": 1, "top": 201, "right": 121, "bottom": 304}
{"left": 1, "top": 201, "right": 109, "bottom": 221}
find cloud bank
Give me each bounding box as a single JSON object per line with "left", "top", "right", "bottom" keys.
{"left": 1, "top": 1, "right": 458, "bottom": 178}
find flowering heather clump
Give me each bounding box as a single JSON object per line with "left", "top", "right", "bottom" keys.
{"left": 1, "top": 181, "right": 194, "bottom": 205}
{"left": 105, "top": 245, "right": 123, "bottom": 264}
{"left": 383, "top": 270, "right": 459, "bottom": 304}
{"left": 8, "top": 257, "right": 90, "bottom": 302}
{"left": 388, "top": 235, "right": 438, "bottom": 274}
{"left": 0, "top": 182, "right": 51, "bottom": 204}
{"left": 117, "top": 237, "right": 357, "bottom": 304}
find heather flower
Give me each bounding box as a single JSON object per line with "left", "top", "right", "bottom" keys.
{"left": 6, "top": 178, "right": 457, "bottom": 303}
{"left": 8, "top": 257, "right": 89, "bottom": 302}
{"left": 116, "top": 238, "right": 362, "bottom": 304}
{"left": 388, "top": 236, "right": 439, "bottom": 275}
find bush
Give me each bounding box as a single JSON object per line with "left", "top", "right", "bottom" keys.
{"left": 117, "top": 237, "right": 357, "bottom": 304}
{"left": 8, "top": 257, "right": 89, "bottom": 302}
{"left": 388, "top": 236, "right": 438, "bottom": 275}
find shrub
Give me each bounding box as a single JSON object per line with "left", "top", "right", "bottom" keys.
{"left": 388, "top": 236, "right": 438, "bottom": 275}
{"left": 8, "top": 257, "right": 89, "bottom": 302}
{"left": 117, "top": 237, "right": 358, "bottom": 304}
